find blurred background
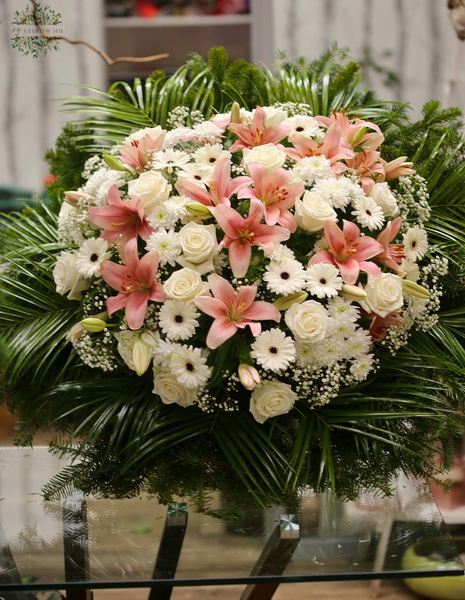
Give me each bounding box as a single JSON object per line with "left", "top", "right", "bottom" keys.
{"left": 0, "top": 0, "right": 464, "bottom": 200}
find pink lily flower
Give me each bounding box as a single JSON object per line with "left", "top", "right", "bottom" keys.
{"left": 375, "top": 217, "right": 404, "bottom": 272}
{"left": 213, "top": 197, "right": 291, "bottom": 277}
{"left": 344, "top": 149, "right": 386, "bottom": 194}
{"left": 87, "top": 185, "right": 153, "bottom": 245}
{"left": 118, "top": 132, "right": 165, "bottom": 172}
{"left": 238, "top": 162, "right": 304, "bottom": 232}
{"left": 380, "top": 156, "right": 415, "bottom": 181}
{"left": 309, "top": 219, "right": 383, "bottom": 285}
{"left": 286, "top": 122, "right": 355, "bottom": 174}
{"left": 176, "top": 156, "right": 252, "bottom": 207}
{"left": 229, "top": 107, "right": 290, "bottom": 152}
{"left": 100, "top": 238, "right": 166, "bottom": 330}
{"left": 366, "top": 311, "right": 402, "bottom": 342}
{"left": 194, "top": 273, "right": 281, "bottom": 349}
{"left": 316, "top": 111, "right": 385, "bottom": 150}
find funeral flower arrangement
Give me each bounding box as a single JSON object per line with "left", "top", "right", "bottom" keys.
{"left": 1, "top": 48, "right": 465, "bottom": 505}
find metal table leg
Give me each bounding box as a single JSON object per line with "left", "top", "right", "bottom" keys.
{"left": 148, "top": 502, "right": 188, "bottom": 600}
{"left": 239, "top": 514, "right": 300, "bottom": 600}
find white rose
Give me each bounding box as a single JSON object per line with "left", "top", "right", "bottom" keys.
{"left": 250, "top": 381, "right": 297, "bottom": 424}
{"left": 164, "top": 268, "right": 208, "bottom": 301}
{"left": 176, "top": 223, "right": 217, "bottom": 274}
{"left": 242, "top": 143, "right": 287, "bottom": 173}
{"left": 360, "top": 274, "right": 403, "bottom": 318}
{"left": 128, "top": 170, "right": 171, "bottom": 214}
{"left": 284, "top": 300, "right": 329, "bottom": 341}
{"left": 126, "top": 126, "right": 165, "bottom": 144}
{"left": 295, "top": 191, "right": 337, "bottom": 232}
{"left": 153, "top": 367, "right": 197, "bottom": 407}
{"left": 53, "top": 252, "right": 90, "bottom": 301}
{"left": 369, "top": 182, "right": 399, "bottom": 217}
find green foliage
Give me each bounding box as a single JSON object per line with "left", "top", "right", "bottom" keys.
{"left": 44, "top": 123, "right": 93, "bottom": 211}
{"left": 2, "top": 46, "right": 465, "bottom": 508}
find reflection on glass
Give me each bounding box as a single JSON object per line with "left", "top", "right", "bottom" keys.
{"left": 0, "top": 447, "right": 463, "bottom": 594}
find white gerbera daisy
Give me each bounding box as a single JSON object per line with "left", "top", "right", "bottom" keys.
{"left": 351, "top": 196, "right": 385, "bottom": 230}
{"left": 178, "top": 163, "right": 210, "bottom": 184}
{"left": 403, "top": 226, "right": 428, "bottom": 261}
{"left": 282, "top": 115, "right": 322, "bottom": 138}
{"left": 263, "top": 258, "right": 307, "bottom": 295}
{"left": 326, "top": 296, "right": 360, "bottom": 322}
{"left": 151, "top": 149, "right": 190, "bottom": 173}
{"left": 154, "top": 339, "right": 180, "bottom": 367}
{"left": 158, "top": 300, "right": 199, "bottom": 341}
{"left": 306, "top": 263, "right": 342, "bottom": 298}
{"left": 350, "top": 354, "right": 376, "bottom": 381}
{"left": 292, "top": 156, "right": 333, "bottom": 186}
{"left": 170, "top": 345, "right": 211, "bottom": 389}
{"left": 76, "top": 238, "right": 111, "bottom": 277}
{"left": 193, "top": 144, "right": 230, "bottom": 172}
{"left": 251, "top": 328, "right": 296, "bottom": 372}
{"left": 145, "top": 229, "right": 181, "bottom": 266}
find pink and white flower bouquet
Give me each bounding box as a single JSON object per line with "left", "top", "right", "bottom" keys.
{"left": 56, "top": 104, "right": 439, "bottom": 424}
{"left": 2, "top": 49, "right": 464, "bottom": 504}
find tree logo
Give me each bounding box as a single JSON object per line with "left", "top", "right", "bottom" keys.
{"left": 11, "top": 3, "right": 62, "bottom": 58}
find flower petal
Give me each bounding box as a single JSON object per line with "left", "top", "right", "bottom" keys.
{"left": 125, "top": 290, "right": 149, "bottom": 330}
{"left": 206, "top": 316, "right": 238, "bottom": 349}
{"left": 228, "top": 240, "right": 252, "bottom": 278}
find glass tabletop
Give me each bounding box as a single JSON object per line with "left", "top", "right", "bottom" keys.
{"left": 0, "top": 447, "right": 463, "bottom": 595}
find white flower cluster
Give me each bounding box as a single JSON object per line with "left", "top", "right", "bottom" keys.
{"left": 54, "top": 105, "right": 444, "bottom": 423}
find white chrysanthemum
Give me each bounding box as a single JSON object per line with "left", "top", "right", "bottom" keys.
{"left": 352, "top": 196, "right": 385, "bottom": 230}
{"left": 283, "top": 115, "right": 322, "bottom": 138}
{"left": 326, "top": 296, "right": 360, "bottom": 323}
{"left": 345, "top": 329, "right": 372, "bottom": 359}
{"left": 192, "top": 121, "right": 224, "bottom": 143}
{"left": 295, "top": 342, "right": 322, "bottom": 367}
{"left": 314, "top": 338, "right": 346, "bottom": 366}
{"left": 147, "top": 198, "right": 187, "bottom": 230}
{"left": 162, "top": 126, "right": 192, "bottom": 148}
{"left": 178, "top": 163, "right": 210, "bottom": 184}
{"left": 152, "top": 148, "right": 190, "bottom": 173}
{"left": 251, "top": 328, "right": 296, "bottom": 372}
{"left": 328, "top": 318, "right": 356, "bottom": 340}
{"left": 350, "top": 354, "right": 376, "bottom": 381}
{"left": 269, "top": 244, "right": 295, "bottom": 262}
{"left": 82, "top": 168, "right": 125, "bottom": 205}
{"left": 292, "top": 156, "right": 333, "bottom": 185}
{"left": 312, "top": 177, "right": 356, "bottom": 208}
{"left": 306, "top": 263, "right": 342, "bottom": 298}
{"left": 263, "top": 258, "right": 307, "bottom": 295}
{"left": 403, "top": 226, "right": 428, "bottom": 262}
{"left": 169, "top": 345, "right": 211, "bottom": 389}
{"left": 158, "top": 300, "right": 199, "bottom": 340}
{"left": 154, "top": 339, "right": 180, "bottom": 367}
{"left": 76, "top": 238, "right": 111, "bottom": 277}
{"left": 145, "top": 229, "right": 181, "bottom": 266}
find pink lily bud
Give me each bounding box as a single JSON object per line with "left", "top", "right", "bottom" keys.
{"left": 64, "top": 191, "right": 92, "bottom": 206}
{"left": 238, "top": 364, "right": 260, "bottom": 391}
{"left": 66, "top": 322, "right": 85, "bottom": 341}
